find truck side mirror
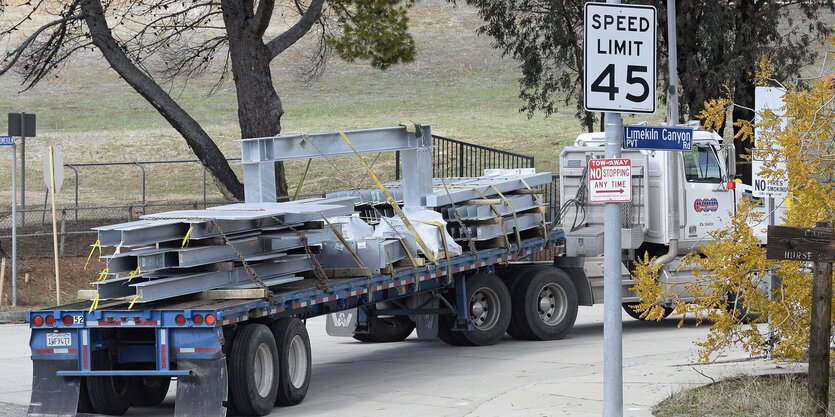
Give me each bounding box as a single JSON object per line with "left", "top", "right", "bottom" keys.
{"left": 725, "top": 142, "right": 736, "bottom": 178}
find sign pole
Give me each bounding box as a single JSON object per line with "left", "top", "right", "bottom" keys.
{"left": 809, "top": 221, "right": 832, "bottom": 417}
{"left": 20, "top": 112, "right": 26, "bottom": 227}
{"left": 10, "top": 140, "right": 17, "bottom": 306}
{"left": 48, "top": 145, "right": 60, "bottom": 305}
{"left": 603, "top": 111, "right": 624, "bottom": 417}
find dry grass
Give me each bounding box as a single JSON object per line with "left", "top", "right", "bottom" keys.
{"left": 654, "top": 373, "right": 834, "bottom": 417}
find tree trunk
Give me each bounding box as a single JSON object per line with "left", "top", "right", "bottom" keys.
{"left": 221, "top": 0, "right": 289, "bottom": 199}
{"left": 80, "top": 0, "right": 244, "bottom": 201}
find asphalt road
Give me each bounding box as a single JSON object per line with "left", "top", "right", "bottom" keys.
{"left": 0, "top": 305, "right": 794, "bottom": 416}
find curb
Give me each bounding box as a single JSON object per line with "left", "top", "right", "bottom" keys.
{"left": 0, "top": 311, "right": 27, "bottom": 323}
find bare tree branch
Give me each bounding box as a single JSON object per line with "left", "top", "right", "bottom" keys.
{"left": 0, "top": 13, "right": 82, "bottom": 76}
{"left": 266, "top": 0, "right": 325, "bottom": 59}
{"left": 252, "top": 0, "right": 275, "bottom": 38}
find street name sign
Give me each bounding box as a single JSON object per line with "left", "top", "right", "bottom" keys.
{"left": 767, "top": 225, "right": 835, "bottom": 263}
{"left": 584, "top": 3, "right": 657, "bottom": 114}
{"left": 588, "top": 158, "right": 632, "bottom": 203}
{"left": 0, "top": 135, "right": 13, "bottom": 146}
{"left": 623, "top": 125, "right": 692, "bottom": 151}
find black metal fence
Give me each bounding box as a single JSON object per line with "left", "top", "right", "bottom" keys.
{"left": 395, "top": 135, "right": 535, "bottom": 179}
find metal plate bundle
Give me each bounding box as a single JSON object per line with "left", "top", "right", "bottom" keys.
{"left": 91, "top": 198, "right": 356, "bottom": 303}
{"left": 448, "top": 213, "right": 544, "bottom": 241}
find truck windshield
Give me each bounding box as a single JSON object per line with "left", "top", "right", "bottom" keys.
{"left": 683, "top": 145, "right": 722, "bottom": 183}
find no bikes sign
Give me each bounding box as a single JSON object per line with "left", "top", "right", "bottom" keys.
{"left": 584, "top": 3, "right": 657, "bottom": 114}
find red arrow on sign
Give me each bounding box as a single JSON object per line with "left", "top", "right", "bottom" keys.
{"left": 597, "top": 189, "right": 625, "bottom": 194}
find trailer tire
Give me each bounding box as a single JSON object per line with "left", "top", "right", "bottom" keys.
{"left": 86, "top": 352, "right": 132, "bottom": 416}
{"left": 508, "top": 267, "right": 578, "bottom": 340}
{"left": 130, "top": 376, "right": 171, "bottom": 407}
{"left": 228, "top": 324, "right": 279, "bottom": 416}
{"left": 270, "top": 318, "right": 312, "bottom": 406}
{"left": 77, "top": 377, "right": 96, "bottom": 414}
{"left": 438, "top": 273, "right": 512, "bottom": 346}
{"left": 622, "top": 303, "right": 673, "bottom": 321}
{"left": 353, "top": 315, "right": 415, "bottom": 343}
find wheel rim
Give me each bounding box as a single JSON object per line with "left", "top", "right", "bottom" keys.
{"left": 470, "top": 287, "right": 500, "bottom": 330}
{"left": 253, "top": 343, "right": 274, "bottom": 398}
{"left": 287, "top": 335, "right": 308, "bottom": 389}
{"left": 537, "top": 283, "right": 568, "bottom": 326}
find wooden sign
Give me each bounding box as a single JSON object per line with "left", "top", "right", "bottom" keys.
{"left": 767, "top": 225, "right": 835, "bottom": 263}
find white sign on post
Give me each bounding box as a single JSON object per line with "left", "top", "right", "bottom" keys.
{"left": 588, "top": 158, "right": 632, "bottom": 203}
{"left": 752, "top": 86, "right": 788, "bottom": 198}
{"left": 43, "top": 146, "right": 65, "bottom": 193}
{"left": 584, "top": 3, "right": 657, "bottom": 114}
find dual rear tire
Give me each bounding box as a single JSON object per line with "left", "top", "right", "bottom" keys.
{"left": 227, "top": 318, "right": 312, "bottom": 416}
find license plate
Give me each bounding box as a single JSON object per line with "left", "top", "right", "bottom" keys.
{"left": 46, "top": 332, "right": 72, "bottom": 347}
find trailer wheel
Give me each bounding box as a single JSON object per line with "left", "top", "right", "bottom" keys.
{"left": 438, "top": 273, "right": 511, "bottom": 346}
{"left": 228, "top": 324, "right": 279, "bottom": 416}
{"left": 622, "top": 303, "right": 673, "bottom": 321}
{"left": 270, "top": 318, "right": 312, "bottom": 406}
{"left": 353, "top": 315, "right": 415, "bottom": 343}
{"left": 508, "top": 267, "right": 579, "bottom": 340}
{"left": 130, "top": 376, "right": 171, "bottom": 407}
{"left": 77, "top": 377, "right": 96, "bottom": 413}
{"left": 86, "top": 352, "right": 132, "bottom": 416}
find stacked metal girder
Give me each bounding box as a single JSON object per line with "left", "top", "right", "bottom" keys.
{"left": 92, "top": 197, "right": 355, "bottom": 303}
{"left": 326, "top": 171, "right": 552, "bottom": 245}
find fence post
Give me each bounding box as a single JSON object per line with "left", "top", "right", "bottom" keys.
{"left": 59, "top": 209, "right": 66, "bottom": 258}
{"left": 128, "top": 205, "right": 134, "bottom": 222}
{"left": 134, "top": 163, "right": 146, "bottom": 215}
{"left": 202, "top": 166, "right": 208, "bottom": 209}
{"left": 395, "top": 151, "right": 400, "bottom": 181}
{"left": 458, "top": 142, "right": 465, "bottom": 177}
{"left": 66, "top": 165, "right": 79, "bottom": 222}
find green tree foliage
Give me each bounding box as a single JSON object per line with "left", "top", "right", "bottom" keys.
{"left": 465, "top": 0, "right": 833, "bottom": 137}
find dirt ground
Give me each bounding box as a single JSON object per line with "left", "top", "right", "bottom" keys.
{"left": 0, "top": 255, "right": 100, "bottom": 310}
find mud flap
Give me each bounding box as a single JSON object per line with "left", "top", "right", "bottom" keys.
{"left": 407, "top": 293, "right": 439, "bottom": 339}
{"left": 175, "top": 357, "right": 228, "bottom": 417}
{"left": 27, "top": 359, "right": 80, "bottom": 417}
{"left": 326, "top": 308, "right": 357, "bottom": 337}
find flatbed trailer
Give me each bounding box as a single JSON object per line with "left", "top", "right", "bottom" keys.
{"left": 27, "top": 232, "right": 565, "bottom": 416}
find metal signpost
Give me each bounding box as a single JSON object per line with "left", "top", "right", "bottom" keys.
{"left": 585, "top": 2, "right": 656, "bottom": 416}
{"left": 1, "top": 136, "right": 17, "bottom": 306}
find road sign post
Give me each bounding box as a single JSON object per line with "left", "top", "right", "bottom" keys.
{"left": 9, "top": 112, "right": 36, "bottom": 226}
{"left": 1, "top": 136, "right": 17, "bottom": 306}
{"left": 585, "top": 2, "right": 657, "bottom": 416}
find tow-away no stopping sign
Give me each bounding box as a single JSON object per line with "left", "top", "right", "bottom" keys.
{"left": 588, "top": 158, "right": 632, "bottom": 203}
{"left": 584, "top": 3, "right": 657, "bottom": 113}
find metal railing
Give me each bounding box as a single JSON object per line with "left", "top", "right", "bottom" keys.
{"left": 59, "top": 158, "right": 242, "bottom": 222}
{"left": 395, "top": 135, "right": 535, "bottom": 179}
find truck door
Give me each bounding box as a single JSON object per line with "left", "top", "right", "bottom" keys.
{"left": 680, "top": 144, "right": 735, "bottom": 243}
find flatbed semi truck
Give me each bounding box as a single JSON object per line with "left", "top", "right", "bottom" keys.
{"left": 26, "top": 124, "right": 777, "bottom": 416}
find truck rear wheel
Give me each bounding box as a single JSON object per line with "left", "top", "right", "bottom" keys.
{"left": 130, "top": 376, "right": 171, "bottom": 407}
{"left": 270, "top": 318, "right": 312, "bottom": 406}
{"left": 353, "top": 315, "right": 415, "bottom": 343}
{"left": 77, "top": 377, "right": 95, "bottom": 413}
{"left": 228, "top": 324, "right": 279, "bottom": 416}
{"left": 438, "top": 273, "right": 511, "bottom": 346}
{"left": 508, "top": 266, "right": 578, "bottom": 340}
{"left": 86, "top": 352, "right": 132, "bottom": 416}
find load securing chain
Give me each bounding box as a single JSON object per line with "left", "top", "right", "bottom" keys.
{"left": 270, "top": 215, "right": 331, "bottom": 291}
{"left": 210, "top": 219, "right": 278, "bottom": 305}
{"left": 440, "top": 178, "right": 478, "bottom": 256}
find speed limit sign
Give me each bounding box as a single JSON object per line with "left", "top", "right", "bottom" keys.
{"left": 584, "top": 3, "right": 656, "bottom": 113}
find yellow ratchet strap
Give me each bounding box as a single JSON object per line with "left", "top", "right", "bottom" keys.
{"left": 293, "top": 159, "right": 313, "bottom": 201}
{"left": 338, "top": 131, "right": 439, "bottom": 267}
{"left": 181, "top": 226, "right": 193, "bottom": 248}
{"left": 96, "top": 268, "right": 110, "bottom": 282}
{"left": 321, "top": 214, "right": 372, "bottom": 277}
{"left": 84, "top": 239, "right": 103, "bottom": 270}
{"left": 128, "top": 295, "right": 141, "bottom": 310}
{"left": 88, "top": 294, "right": 100, "bottom": 313}
{"left": 490, "top": 185, "right": 523, "bottom": 253}
{"left": 125, "top": 266, "right": 142, "bottom": 284}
